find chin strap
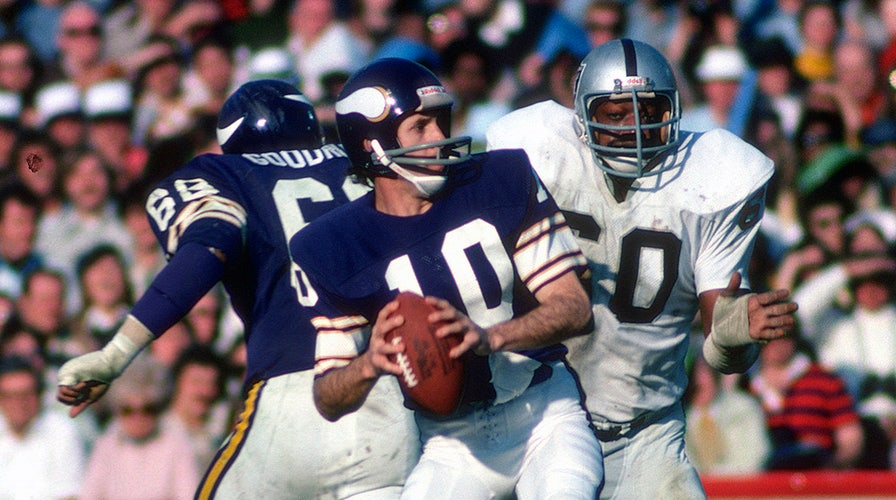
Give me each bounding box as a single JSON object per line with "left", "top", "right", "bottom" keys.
{"left": 371, "top": 139, "right": 446, "bottom": 198}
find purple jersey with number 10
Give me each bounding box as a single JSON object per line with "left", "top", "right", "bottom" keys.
{"left": 290, "top": 148, "right": 588, "bottom": 405}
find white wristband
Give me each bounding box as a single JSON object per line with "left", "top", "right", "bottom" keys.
{"left": 703, "top": 293, "right": 759, "bottom": 374}
{"left": 57, "top": 315, "right": 154, "bottom": 386}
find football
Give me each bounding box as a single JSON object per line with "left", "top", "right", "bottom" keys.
{"left": 385, "top": 292, "right": 464, "bottom": 416}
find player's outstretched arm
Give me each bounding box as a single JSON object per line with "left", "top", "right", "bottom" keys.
{"left": 56, "top": 315, "right": 154, "bottom": 417}
{"left": 56, "top": 243, "right": 226, "bottom": 417}
{"left": 430, "top": 270, "right": 592, "bottom": 358}
{"left": 700, "top": 273, "right": 798, "bottom": 373}
{"left": 313, "top": 299, "right": 406, "bottom": 421}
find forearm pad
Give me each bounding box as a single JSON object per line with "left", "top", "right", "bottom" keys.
{"left": 57, "top": 315, "right": 154, "bottom": 386}
{"left": 702, "top": 293, "right": 760, "bottom": 374}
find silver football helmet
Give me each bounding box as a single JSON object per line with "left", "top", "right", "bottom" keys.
{"left": 574, "top": 38, "right": 681, "bottom": 178}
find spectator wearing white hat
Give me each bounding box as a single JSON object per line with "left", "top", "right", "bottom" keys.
{"left": 82, "top": 79, "right": 148, "bottom": 196}
{"left": 679, "top": 44, "right": 752, "bottom": 134}
{"left": 34, "top": 81, "right": 84, "bottom": 151}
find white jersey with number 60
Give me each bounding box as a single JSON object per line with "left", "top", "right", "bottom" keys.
{"left": 487, "top": 100, "right": 773, "bottom": 423}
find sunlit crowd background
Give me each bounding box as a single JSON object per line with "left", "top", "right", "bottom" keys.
{"left": 1, "top": 0, "right": 896, "bottom": 497}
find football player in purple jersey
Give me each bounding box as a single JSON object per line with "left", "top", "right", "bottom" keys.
{"left": 290, "top": 58, "right": 602, "bottom": 499}
{"left": 56, "top": 80, "right": 418, "bottom": 498}
{"left": 487, "top": 39, "right": 799, "bottom": 498}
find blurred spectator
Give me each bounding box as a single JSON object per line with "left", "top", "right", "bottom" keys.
{"left": 747, "top": 0, "right": 804, "bottom": 56}
{"left": 834, "top": 39, "right": 889, "bottom": 132}
{"left": 15, "top": 268, "right": 79, "bottom": 366}
{"left": 149, "top": 320, "right": 194, "bottom": 368}
{"left": 747, "top": 333, "right": 864, "bottom": 470}
{"left": 621, "top": 0, "right": 680, "bottom": 54}
{"left": 119, "top": 183, "right": 165, "bottom": 298}
{"left": 803, "top": 38, "right": 888, "bottom": 151}
{"left": 0, "top": 318, "right": 47, "bottom": 381}
{"left": 42, "top": 1, "right": 122, "bottom": 91}
{"left": 679, "top": 44, "right": 751, "bottom": 133}
{"left": 287, "top": 0, "right": 368, "bottom": 102}
{"left": 583, "top": 0, "right": 626, "bottom": 49}
{"left": 34, "top": 147, "right": 134, "bottom": 313}
{"left": 793, "top": 105, "right": 846, "bottom": 166}
{"left": 667, "top": 0, "right": 742, "bottom": 106}
{"left": 793, "top": 0, "right": 840, "bottom": 83}
{"left": 511, "top": 48, "right": 579, "bottom": 110}
{"left": 0, "top": 181, "right": 45, "bottom": 299}
{"left": 68, "top": 244, "right": 133, "bottom": 351}
{"left": 512, "top": 0, "right": 590, "bottom": 90}
{"left": 181, "top": 35, "right": 237, "bottom": 119}
{"left": 131, "top": 35, "right": 195, "bottom": 147}
{"left": 842, "top": 0, "right": 889, "bottom": 50}
{"left": 162, "top": 344, "right": 231, "bottom": 473}
{"left": 747, "top": 36, "right": 805, "bottom": 140}
{"left": 33, "top": 80, "right": 85, "bottom": 151}
{"left": 862, "top": 118, "right": 896, "bottom": 188}
{"left": 0, "top": 354, "right": 86, "bottom": 499}
{"left": 9, "top": 129, "right": 63, "bottom": 215}
{"left": 82, "top": 79, "right": 148, "bottom": 195}
{"left": 346, "top": 0, "right": 414, "bottom": 53}
{"left": 424, "top": 1, "right": 469, "bottom": 54}
{"left": 818, "top": 252, "right": 896, "bottom": 469}
{"left": 439, "top": 37, "right": 509, "bottom": 150}
{"left": 0, "top": 36, "right": 39, "bottom": 114}
{"left": 103, "top": 0, "right": 223, "bottom": 65}
{"left": 684, "top": 353, "right": 771, "bottom": 475}
{"left": 773, "top": 183, "right": 849, "bottom": 291}
{"left": 185, "top": 288, "right": 225, "bottom": 350}
{"left": 81, "top": 353, "right": 200, "bottom": 500}
{"left": 791, "top": 211, "right": 895, "bottom": 348}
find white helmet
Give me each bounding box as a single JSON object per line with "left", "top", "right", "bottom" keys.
{"left": 574, "top": 39, "right": 681, "bottom": 178}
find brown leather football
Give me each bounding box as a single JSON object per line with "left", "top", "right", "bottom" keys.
{"left": 385, "top": 292, "right": 464, "bottom": 416}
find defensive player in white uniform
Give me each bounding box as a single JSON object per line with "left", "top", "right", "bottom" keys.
{"left": 487, "top": 39, "right": 798, "bottom": 498}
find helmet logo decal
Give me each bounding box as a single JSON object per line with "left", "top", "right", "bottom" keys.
{"left": 417, "top": 85, "right": 453, "bottom": 111}
{"left": 216, "top": 116, "right": 245, "bottom": 147}
{"left": 613, "top": 76, "right": 653, "bottom": 92}
{"left": 335, "top": 86, "right": 392, "bottom": 123}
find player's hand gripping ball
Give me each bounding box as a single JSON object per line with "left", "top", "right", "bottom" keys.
{"left": 385, "top": 292, "right": 464, "bottom": 416}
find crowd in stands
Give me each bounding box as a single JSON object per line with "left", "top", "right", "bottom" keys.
{"left": 1, "top": 0, "right": 896, "bottom": 497}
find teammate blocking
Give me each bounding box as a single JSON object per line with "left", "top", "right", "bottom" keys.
{"left": 56, "top": 80, "right": 418, "bottom": 498}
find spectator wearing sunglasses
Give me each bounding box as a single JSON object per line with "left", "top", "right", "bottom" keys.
{"left": 80, "top": 353, "right": 200, "bottom": 500}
